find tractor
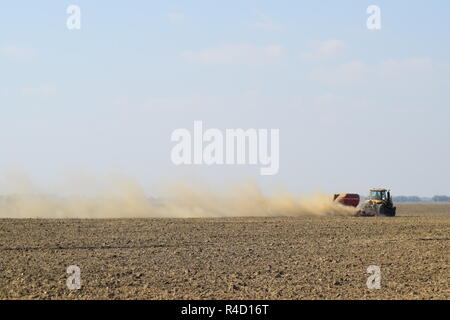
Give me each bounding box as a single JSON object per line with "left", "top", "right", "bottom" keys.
{"left": 356, "top": 188, "right": 396, "bottom": 217}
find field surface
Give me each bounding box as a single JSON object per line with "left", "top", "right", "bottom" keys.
{"left": 0, "top": 203, "right": 449, "bottom": 300}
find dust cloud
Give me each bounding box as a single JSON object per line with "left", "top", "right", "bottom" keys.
{"left": 0, "top": 174, "right": 356, "bottom": 218}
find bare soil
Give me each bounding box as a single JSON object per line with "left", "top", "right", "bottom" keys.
{"left": 0, "top": 203, "right": 448, "bottom": 300}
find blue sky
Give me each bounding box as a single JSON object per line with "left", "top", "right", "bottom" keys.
{"left": 1, "top": 1, "right": 449, "bottom": 196}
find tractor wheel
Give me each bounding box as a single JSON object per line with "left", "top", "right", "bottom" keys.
{"left": 377, "top": 204, "right": 386, "bottom": 216}
{"left": 384, "top": 206, "right": 396, "bottom": 217}
{"left": 388, "top": 207, "right": 396, "bottom": 217}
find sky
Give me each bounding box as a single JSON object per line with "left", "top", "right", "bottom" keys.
{"left": 0, "top": 1, "right": 449, "bottom": 197}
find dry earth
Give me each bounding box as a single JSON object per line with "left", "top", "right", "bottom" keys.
{"left": 0, "top": 203, "right": 449, "bottom": 300}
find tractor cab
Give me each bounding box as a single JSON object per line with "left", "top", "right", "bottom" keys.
{"left": 368, "top": 189, "right": 390, "bottom": 203}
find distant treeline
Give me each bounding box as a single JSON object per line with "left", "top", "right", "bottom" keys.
{"left": 393, "top": 195, "right": 450, "bottom": 202}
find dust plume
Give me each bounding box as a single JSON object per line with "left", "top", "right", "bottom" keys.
{"left": 0, "top": 175, "right": 356, "bottom": 218}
